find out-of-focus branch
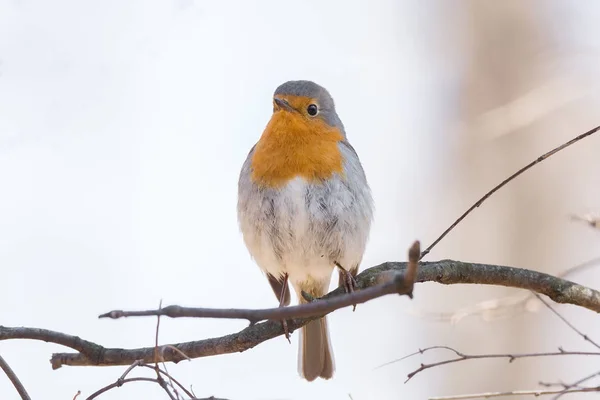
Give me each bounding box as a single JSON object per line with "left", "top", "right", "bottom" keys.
{"left": 540, "top": 370, "right": 600, "bottom": 400}
{"left": 0, "top": 354, "right": 31, "bottom": 400}
{"left": 380, "top": 346, "right": 600, "bottom": 383}
{"left": 429, "top": 385, "right": 600, "bottom": 399}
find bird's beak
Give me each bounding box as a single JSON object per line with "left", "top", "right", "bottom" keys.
{"left": 273, "top": 97, "right": 294, "bottom": 112}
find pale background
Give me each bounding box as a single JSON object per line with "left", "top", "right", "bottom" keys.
{"left": 2, "top": 1, "right": 600, "bottom": 399}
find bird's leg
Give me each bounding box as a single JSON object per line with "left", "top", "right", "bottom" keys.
{"left": 278, "top": 273, "right": 291, "bottom": 343}
{"left": 334, "top": 262, "right": 358, "bottom": 311}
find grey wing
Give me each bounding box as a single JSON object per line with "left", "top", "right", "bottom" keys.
{"left": 336, "top": 140, "right": 374, "bottom": 284}
{"left": 237, "top": 145, "right": 289, "bottom": 303}
{"left": 338, "top": 140, "right": 368, "bottom": 182}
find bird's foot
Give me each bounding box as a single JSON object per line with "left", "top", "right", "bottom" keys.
{"left": 280, "top": 319, "right": 291, "bottom": 343}
{"left": 335, "top": 262, "right": 359, "bottom": 312}
{"left": 301, "top": 290, "right": 316, "bottom": 302}
{"left": 278, "top": 276, "right": 291, "bottom": 343}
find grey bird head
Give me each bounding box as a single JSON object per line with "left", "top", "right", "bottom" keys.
{"left": 273, "top": 80, "right": 346, "bottom": 135}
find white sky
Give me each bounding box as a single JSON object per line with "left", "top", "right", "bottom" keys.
{"left": 2, "top": 1, "right": 600, "bottom": 400}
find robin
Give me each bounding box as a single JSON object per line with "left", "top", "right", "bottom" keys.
{"left": 237, "top": 80, "right": 374, "bottom": 381}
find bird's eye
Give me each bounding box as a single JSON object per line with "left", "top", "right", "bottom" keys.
{"left": 307, "top": 104, "right": 319, "bottom": 116}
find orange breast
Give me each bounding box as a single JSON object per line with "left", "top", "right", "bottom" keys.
{"left": 251, "top": 111, "right": 344, "bottom": 188}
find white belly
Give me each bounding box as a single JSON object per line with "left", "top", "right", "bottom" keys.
{"left": 239, "top": 175, "right": 369, "bottom": 292}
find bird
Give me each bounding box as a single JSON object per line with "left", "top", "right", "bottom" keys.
{"left": 237, "top": 80, "right": 374, "bottom": 381}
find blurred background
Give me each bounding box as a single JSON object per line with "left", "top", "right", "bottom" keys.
{"left": 1, "top": 1, "right": 600, "bottom": 399}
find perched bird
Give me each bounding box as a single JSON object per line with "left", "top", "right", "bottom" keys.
{"left": 237, "top": 80, "right": 374, "bottom": 381}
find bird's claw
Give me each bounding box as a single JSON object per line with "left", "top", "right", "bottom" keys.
{"left": 281, "top": 319, "right": 291, "bottom": 343}
{"left": 337, "top": 263, "right": 359, "bottom": 312}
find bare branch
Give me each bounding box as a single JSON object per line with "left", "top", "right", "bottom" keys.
{"left": 540, "top": 370, "right": 600, "bottom": 399}
{"left": 117, "top": 360, "right": 144, "bottom": 383}
{"left": 0, "top": 326, "right": 104, "bottom": 364}
{"left": 413, "top": 255, "right": 600, "bottom": 324}
{"left": 386, "top": 346, "right": 600, "bottom": 383}
{"left": 429, "top": 385, "right": 600, "bottom": 399}
{"left": 532, "top": 292, "right": 600, "bottom": 350}
{"left": 570, "top": 212, "right": 600, "bottom": 230}
{"left": 141, "top": 364, "right": 195, "bottom": 399}
{"left": 99, "top": 259, "right": 600, "bottom": 324}
{"left": 86, "top": 377, "right": 166, "bottom": 400}
{"left": 99, "top": 250, "right": 418, "bottom": 324}
{"left": 0, "top": 258, "right": 597, "bottom": 369}
{"left": 0, "top": 354, "right": 31, "bottom": 400}
{"left": 420, "top": 124, "right": 600, "bottom": 260}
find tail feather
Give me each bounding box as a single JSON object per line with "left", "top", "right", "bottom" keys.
{"left": 298, "top": 292, "right": 335, "bottom": 381}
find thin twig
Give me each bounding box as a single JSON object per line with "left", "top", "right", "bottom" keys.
{"left": 532, "top": 292, "right": 600, "bottom": 350}
{"left": 420, "top": 124, "right": 600, "bottom": 260}
{"left": 551, "top": 371, "right": 600, "bottom": 399}
{"left": 86, "top": 377, "right": 163, "bottom": 399}
{"left": 377, "top": 345, "right": 600, "bottom": 382}
{"left": 540, "top": 371, "right": 600, "bottom": 399}
{"left": 151, "top": 300, "right": 178, "bottom": 400}
{"left": 428, "top": 385, "right": 600, "bottom": 399}
{"left": 117, "top": 359, "right": 144, "bottom": 383}
{"left": 141, "top": 364, "right": 195, "bottom": 399}
{"left": 0, "top": 354, "right": 31, "bottom": 400}
{"left": 154, "top": 300, "right": 163, "bottom": 364}
{"left": 99, "top": 267, "right": 415, "bottom": 324}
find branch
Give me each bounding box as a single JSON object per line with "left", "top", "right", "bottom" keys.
{"left": 99, "top": 242, "right": 421, "bottom": 323}
{"left": 419, "top": 124, "right": 600, "bottom": 260}
{"left": 413, "top": 255, "right": 600, "bottom": 325}
{"left": 86, "top": 377, "right": 171, "bottom": 400}
{"left": 0, "top": 354, "right": 31, "bottom": 400}
{"left": 540, "top": 370, "right": 600, "bottom": 399}
{"left": 0, "top": 258, "right": 597, "bottom": 369}
{"left": 391, "top": 346, "right": 600, "bottom": 383}
{"left": 532, "top": 292, "right": 600, "bottom": 350}
{"left": 100, "top": 259, "right": 600, "bottom": 323}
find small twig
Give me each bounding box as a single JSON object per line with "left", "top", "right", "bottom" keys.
{"left": 405, "top": 241, "right": 420, "bottom": 298}
{"left": 160, "top": 345, "right": 191, "bottom": 362}
{"left": 428, "top": 385, "right": 600, "bottom": 399}
{"left": 540, "top": 370, "right": 600, "bottom": 399}
{"left": 0, "top": 354, "right": 31, "bottom": 400}
{"left": 141, "top": 364, "right": 195, "bottom": 399}
{"left": 99, "top": 267, "right": 416, "bottom": 324}
{"left": 86, "top": 377, "right": 162, "bottom": 399}
{"left": 152, "top": 300, "right": 178, "bottom": 400}
{"left": 420, "top": 124, "right": 600, "bottom": 260}
{"left": 552, "top": 372, "right": 600, "bottom": 400}
{"left": 154, "top": 300, "right": 163, "bottom": 364}
{"left": 570, "top": 212, "right": 600, "bottom": 229}
{"left": 377, "top": 345, "right": 600, "bottom": 382}
{"left": 118, "top": 359, "right": 144, "bottom": 383}
{"left": 532, "top": 292, "right": 600, "bottom": 350}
